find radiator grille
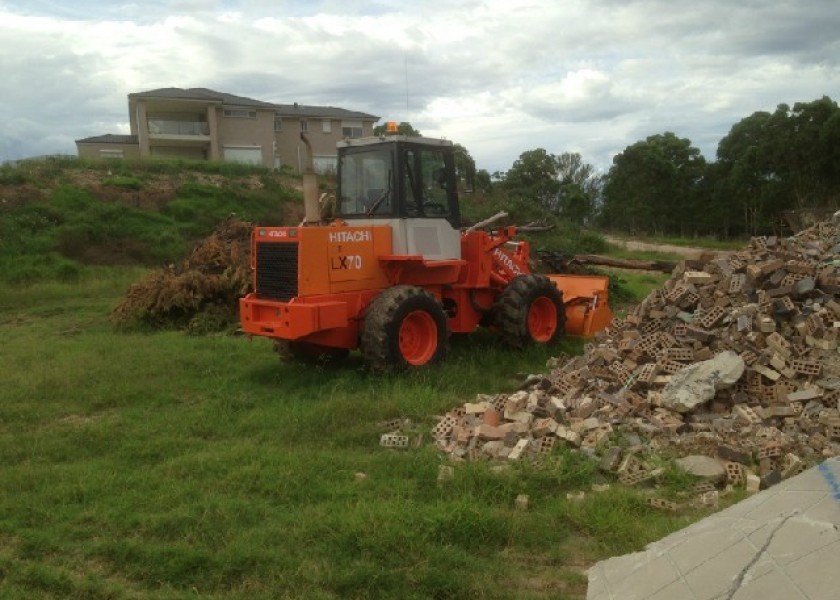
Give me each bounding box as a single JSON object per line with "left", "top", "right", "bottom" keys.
{"left": 255, "top": 242, "right": 298, "bottom": 301}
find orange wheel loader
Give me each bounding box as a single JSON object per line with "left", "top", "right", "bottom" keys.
{"left": 239, "top": 127, "right": 613, "bottom": 370}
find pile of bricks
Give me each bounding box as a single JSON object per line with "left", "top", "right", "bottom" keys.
{"left": 432, "top": 220, "right": 840, "bottom": 491}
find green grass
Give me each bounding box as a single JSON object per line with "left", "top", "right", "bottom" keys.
{"left": 0, "top": 167, "right": 30, "bottom": 185}
{"left": 0, "top": 268, "right": 712, "bottom": 599}
{"left": 0, "top": 163, "right": 300, "bottom": 284}
{"left": 7, "top": 156, "right": 285, "bottom": 179}
{"left": 603, "top": 246, "right": 683, "bottom": 262}
{"left": 101, "top": 175, "right": 144, "bottom": 190}
{"left": 603, "top": 269, "right": 671, "bottom": 308}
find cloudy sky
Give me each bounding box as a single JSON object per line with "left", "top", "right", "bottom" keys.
{"left": 1, "top": 0, "right": 838, "bottom": 172}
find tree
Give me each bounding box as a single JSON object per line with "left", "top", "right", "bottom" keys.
{"left": 601, "top": 133, "right": 706, "bottom": 235}
{"left": 555, "top": 152, "right": 599, "bottom": 225}
{"left": 474, "top": 169, "right": 493, "bottom": 193}
{"left": 715, "top": 96, "right": 840, "bottom": 235}
{"left": 499, "top": 149, "right": 599, "bottom": 224}
{"left": 715, "top": 109, "right": 780, "bottom": 235}
{"left": 453, "top": 143, "right": 476, "bottom": 191}
{"left": 501, "top": 149, "right": 561, "bottom": 208}
{"left": 783, "top": 97, "right": 840, "bottom": 205}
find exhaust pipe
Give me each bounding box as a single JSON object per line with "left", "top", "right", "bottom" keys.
{"left": 299, "top": 133, "right": 320, "bottom": 224}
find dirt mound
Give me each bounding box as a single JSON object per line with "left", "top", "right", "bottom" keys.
{"left": 111, "top": 217, "right": 252, "bottom": 332}
{"left": 87, "top": 183, "right": 176, "bottom": 211}
{"left": 0, "top": 183, "right": 45, "bottom": 209}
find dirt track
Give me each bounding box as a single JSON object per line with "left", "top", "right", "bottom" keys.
{"left": 603, "top": 235, "right": 729, "bottom": 260}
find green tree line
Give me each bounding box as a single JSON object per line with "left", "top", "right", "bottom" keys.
{"left": 474, "top": 95, "right": 840, "bottom": 238}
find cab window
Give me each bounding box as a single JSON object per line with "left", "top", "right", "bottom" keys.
{"left": 402, "top": 148, "right": 452, "bottom": 218}
{"left": 339, "top": 149, "right": 392, "bottom": 216}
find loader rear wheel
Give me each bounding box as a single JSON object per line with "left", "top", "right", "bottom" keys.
{"left": 361, "top": 286, "right": 448, "bottom": 371}
{"left": 493, "top": 274, "right": 565, "bottom": 348}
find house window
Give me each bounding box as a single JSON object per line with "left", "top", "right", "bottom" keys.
{"left": 223, "top": 109, "right": 257, "bottom": 119}
{"left": 341, "top": 120, "right": 363, "bottom": 138}
{"left": 322, "top": 119, "right": 332, "bottom": 133}
{"left": 99, "top": 149, "right": 124, "bottom": 159}
{"left": 300, "top": 120, "right": 309, "bottom": 133}
{"left": 223, "top": 146, "right": 263, "bottom": 165}
{"left": 274, "top": 115, "right": 283, "bottom": 131}
{"left": 313, "top": 155, "right": 337, "bottom": 174}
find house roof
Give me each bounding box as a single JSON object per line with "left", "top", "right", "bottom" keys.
{"left": 130, "top": 87, "right": 277, "bottom": 109}
{"left": 273, "top": 103, "right": 377, "bottom": 120}
{"left": 75, "top": 134, "right": 139, "bottom": 144}
{"left": 129, "top": 87, "right": 378, "bottom": 120}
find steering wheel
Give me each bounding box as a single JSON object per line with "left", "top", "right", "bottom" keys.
{"left": 365, "top": 188, "right": 391, "bottom": 216}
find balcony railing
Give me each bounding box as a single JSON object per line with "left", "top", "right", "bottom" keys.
{"left": 147, "top": 120, "right": 210, "bottom": 136}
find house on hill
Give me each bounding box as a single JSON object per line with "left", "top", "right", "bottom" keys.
{"left": 75, "top": 87, "right": 379, "bottom": 173}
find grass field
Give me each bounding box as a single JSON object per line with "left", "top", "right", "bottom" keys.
{"left": 0, "top": 268, "right": 710, "bottom": 599}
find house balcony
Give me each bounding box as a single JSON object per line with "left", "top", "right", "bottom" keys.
{"left": 147, "top": 119, "right": 211, "bottom": 142}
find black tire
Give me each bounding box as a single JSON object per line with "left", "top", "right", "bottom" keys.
{"left": 361, "top": 286, "right": 448, "bottom": 371}
{"left": 273, "top": 340, "right": 350, "bottom": 364}
{"left": 493, "top": 274, "right": 565, "bottom": 348}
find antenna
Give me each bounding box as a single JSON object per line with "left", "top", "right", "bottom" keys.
{"left": 404, "top": 53, "right": 409, "bottom": 115}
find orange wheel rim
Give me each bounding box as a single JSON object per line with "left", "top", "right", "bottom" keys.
{"left": 399, "top": 311, "right": 437, "bottom": 365}
{"left": 527, "top": 297, "right": 557, "bottom": 342}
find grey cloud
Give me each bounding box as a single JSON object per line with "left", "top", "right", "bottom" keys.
{"left": 1, "top": 0, "right": 837, "bottom": 173}
{"left": 0, "top": 48, "right": 122, "bottom": 160}
{"left": 722, "top": 9, "right": 840, "bottom": 65}
{"left": 519, "top": 80, "right": 646, "bottom": 125}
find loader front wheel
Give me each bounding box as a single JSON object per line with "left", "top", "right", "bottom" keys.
{"left": 494, "top": 275, "right": 565, "bottom": 348}
{"left": 361, "top": 286, "right": 448, "bottom": 371}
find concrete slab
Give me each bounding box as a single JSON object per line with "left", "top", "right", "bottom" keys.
{"left": 784, "top": 540, "right": 840, "bottom": 600}
{"left": 586, "top": 457, "right": 840, "bottom": 600}
{"left": 683, "top": 537, "right": 764, "bottom": 599}
{"left": 729, "top": 567, "right": 809, "bottom": 600}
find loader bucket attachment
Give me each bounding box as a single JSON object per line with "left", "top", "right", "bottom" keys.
{"left": 547, "top": 274, "right": 613, "bottom": 338}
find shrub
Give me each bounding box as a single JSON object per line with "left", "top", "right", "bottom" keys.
{"left": 111, "top": 218, "right": 251, "bottom": 332}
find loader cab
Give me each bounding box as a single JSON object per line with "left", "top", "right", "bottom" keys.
{"left": 337, "top": 136, "right": 461, "bottom": 230}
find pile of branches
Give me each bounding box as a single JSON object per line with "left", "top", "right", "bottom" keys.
{"left": 111, "top": 217, "right": 252, "bottom": 333}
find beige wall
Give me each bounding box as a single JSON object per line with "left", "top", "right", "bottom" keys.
{"left": 149, "top": 146, "right": 207, "bottom": 160}
{"left": 76, "top": 142, "right": 141, "bottom": 160}
{"left": 214, "top": 107, "right": 276, "bottom": 166}
{"left": 274, "top": 117, "right": 377, "bottom": 172}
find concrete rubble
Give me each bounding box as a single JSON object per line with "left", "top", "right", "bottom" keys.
{"left": 433, "top": 221, "right": 840, "bottom": 494}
